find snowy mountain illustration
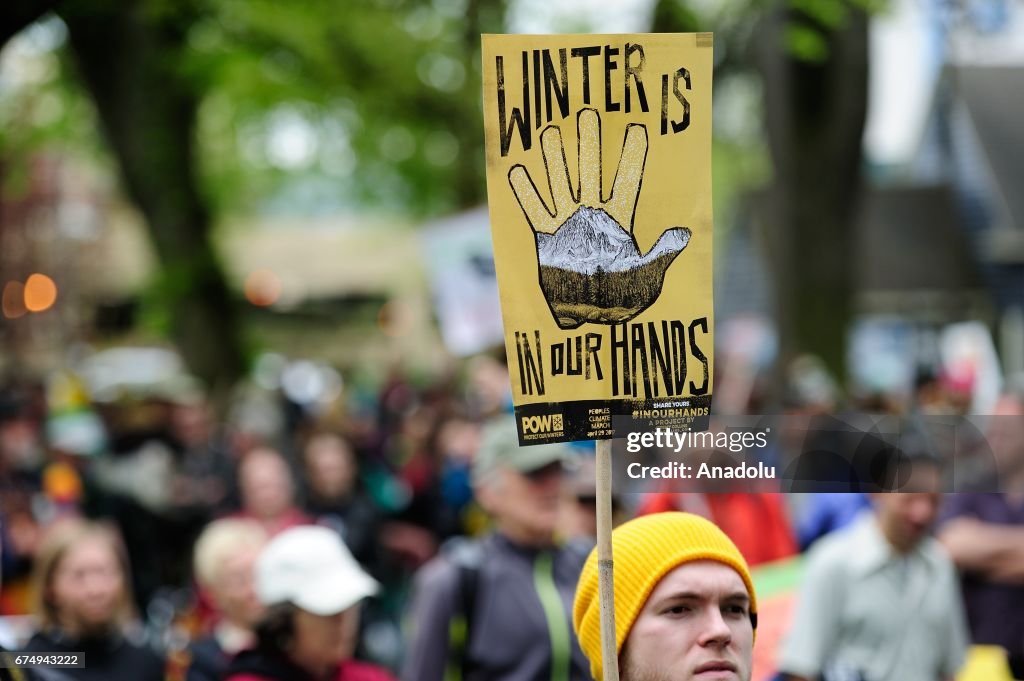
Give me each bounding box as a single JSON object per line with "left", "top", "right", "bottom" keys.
{"left": 533, "top": 206, "right": 692, "bottom": 329}
{"left": 536, "top": 206, "right": 690, "bottom": 274}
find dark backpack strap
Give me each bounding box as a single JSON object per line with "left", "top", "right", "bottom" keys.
{"left": 443, "top": 539, "right": 484, "bottom": 681}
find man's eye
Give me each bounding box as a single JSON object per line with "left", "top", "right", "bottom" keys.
{"left": 724, "top": 605, "right": 748, "bottom": 617}
{"left": 663, "top": 604, "right": 692, "bottom": 616}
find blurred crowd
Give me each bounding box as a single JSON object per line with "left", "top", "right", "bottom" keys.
{"left": 1, "top": 349, "right": 1023, "bottom": 681}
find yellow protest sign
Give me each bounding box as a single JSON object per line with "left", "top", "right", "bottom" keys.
{"left": 482, "top": 33, "right": 714, "bottom": 445}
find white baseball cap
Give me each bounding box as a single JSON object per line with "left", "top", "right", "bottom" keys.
{"left": 255, "top": 525, "right": 379, "bottom": 616}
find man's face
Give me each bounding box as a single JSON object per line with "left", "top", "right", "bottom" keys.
{"left": 479, "top": 461, "right": 565, "bottom": 546}
{"left": 873, "top": 489, "right": 941, "bottom": 553}
{"left": 292, "top": 606, "right": 360, "bottom": 671}
{"left": 872, "top": 458, "right": 942, "bottom": 552}
{"left": 621, "top": 561, "right": 753, "bottom": 681}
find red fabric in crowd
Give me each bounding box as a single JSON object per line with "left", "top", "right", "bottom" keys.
{"left": 637, "top": 491, "right": 797, "bottom": 566}
{"left": 225, "top": 659, "right": 397, "bottom": 681}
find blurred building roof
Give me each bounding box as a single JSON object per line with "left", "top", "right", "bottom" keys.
{"left": 909, "top": 62, "right": 1024, "bottom": 315}
{"left": 723, "top": 184, "right": 988, "bottom": 324}
{"left": 853, "top": 183, "right": 989, "bottom": 320}
{"left": 855, "top": 184, "right": 979, "bottom": 291}
{"left": 91, "top": 211, "right": 424, "bottom": 301}
{"left": 954, "top": 65, "right": 1024, "bottom": 257}
{"left": 217, "top": 215, "right": 423, "bottom": 303}
{"left": 82, "top": 209, "right": 446, "bottom": 372}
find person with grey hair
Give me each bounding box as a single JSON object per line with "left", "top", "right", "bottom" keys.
{"left": 401, "top": 416, "right": 591, "bottom": 681}
{"left": 186, "top": 518, "right": 268, "bottom": 681}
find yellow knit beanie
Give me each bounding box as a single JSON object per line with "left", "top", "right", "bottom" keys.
{"left": 572, "top": 512, "right": 757, "bottom": 681}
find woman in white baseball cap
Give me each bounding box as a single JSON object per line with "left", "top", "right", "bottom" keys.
{"left": 222, "top": 525, "right": 394, "bottom": 681}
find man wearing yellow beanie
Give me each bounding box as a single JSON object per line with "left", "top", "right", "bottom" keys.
{"left": 573, "top": 512, "right": 756, "bottom": 681}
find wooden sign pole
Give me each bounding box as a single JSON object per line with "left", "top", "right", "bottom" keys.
{"left": 595, "top": 437, "right": 618, "bottom": 681}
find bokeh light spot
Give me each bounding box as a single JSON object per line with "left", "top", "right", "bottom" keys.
{"left": 2, "top": 281, "right": 27, "bottom": 319}
{"left": 244, "top": 270, "right": 281, "bottom": 307}
{"left": 24, "top": 273, "right": 58, "bottom": 312}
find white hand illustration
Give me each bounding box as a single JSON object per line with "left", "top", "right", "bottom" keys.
{"left": 508, "top": 108, "right": 691, "bottom": 329}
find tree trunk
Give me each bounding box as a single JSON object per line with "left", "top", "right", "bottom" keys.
{"left": 58, "top": 0, "right": 247, "bottom": 400}
{"left": 755, "top": 2, "right": 869, "bottom": 385}
{"left": 454, "top": 0, "right": 506, "bottom": 209}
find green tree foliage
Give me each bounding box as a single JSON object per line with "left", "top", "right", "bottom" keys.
{"left": 186, "top": 0, "right": 506, "bottom": 217}
{"left": 2, "top": 0, "right": 877, "bottom": 393}
{"left": 1, "top": 0, "right": 506, "bottom": 395}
